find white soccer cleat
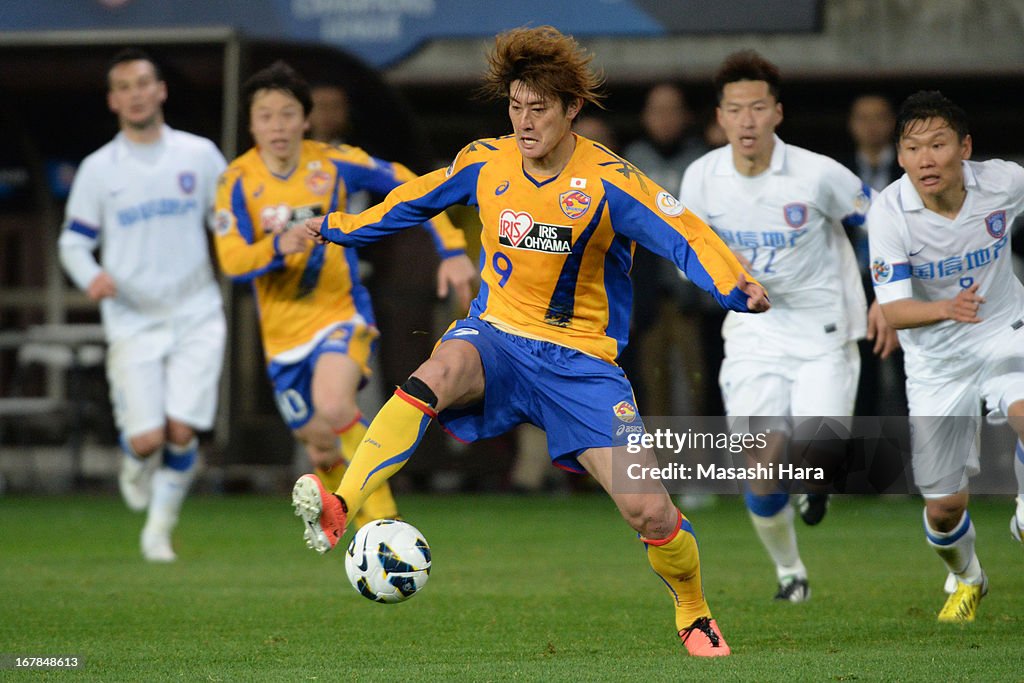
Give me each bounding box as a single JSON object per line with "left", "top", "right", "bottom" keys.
{"left": 1011, "top": 515, "right": 1024, "bottom": 544}
{"left": 119, "top": 454, "right": 159, "bottom": 512}
{"left": 774, "top": 576, "right": 811, "bottom": 603}
{"left": 141, "top": 525, "right": 177, "bottom": 563}
{"left": 292, "top": 474, "right": 347, "bottom": 554}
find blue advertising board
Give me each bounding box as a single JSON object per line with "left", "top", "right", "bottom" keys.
{"left": 1, "top": 0, "right": 820, "bottom": 68}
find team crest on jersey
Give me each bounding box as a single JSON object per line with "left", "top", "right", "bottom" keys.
{"left": 559, "top": 190, "right": 591, "bottom": 220}
{"left": 495, "top": 180, "right": 510, "bottom": 196}
{"left": 656, "top": 191, "right": 685, "bottom": 217}
{"left": 178, "top": 172, "right": 196, "bottom": 195}
{"left": 784, "top": 203, "right": 808, "bottom": 228}
{"left": 213, "top": 209, "right": 235, "bottom": 236}
{"left": 613, "top": 400, "right": 637, "bottom": 423}
{"left": 985, "top": 210, "right": 1007, "bottom": 238}
{"left": 871, "top": 258, "right": 892, "bottom": 284}
{"left": 305, "top": 170, "right": 332, "bottom": 196}
{"left": 497, "top": 209, "right": 572, "bottom": 253}
{"left": 260, "top": 204, "right": 292, "bottom": 234}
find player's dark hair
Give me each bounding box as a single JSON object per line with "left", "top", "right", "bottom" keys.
{"left": 479, "top": 26, "right": 605, "bottom": 116}
{"left": 895, "top": 90, "right": 970, "bottom": 143}
{"left": 713, "top": 50, "right": 781, "bottom": 104}
{"left": 242, "top": 61, "right": 313, "bottom": 117}
{"left": 107, "top": 47, "right": 162, "bottom": 86}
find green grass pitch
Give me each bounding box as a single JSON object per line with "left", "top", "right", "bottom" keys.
{"left": 1, "top": 493, "right": 1022, "bottom": 681}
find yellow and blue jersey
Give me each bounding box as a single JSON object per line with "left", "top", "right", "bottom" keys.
{"left": 214, "top": 140, "right": 466, "bottom": 360}
{"left": 320, "top": 134, "right": 758, "bottom": 364}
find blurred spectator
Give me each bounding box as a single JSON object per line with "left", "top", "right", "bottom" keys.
{"left": 704, "top": 117, "right": 728, "bottom": 149}
{"left": 624, "top": 84, "right": 705, "bottom": 192}
{"left": 309, "top": 83, "right": 352, "bottom": 145}
{"left": 846, "top": 94, "right": 900, "bottom": 192}
{"left": 842, "top": 94, "right": 908, "bottom": 417}
{"left": 573, "top": 113, "right": 619, "bottom": 151}
{"left": 622, "top": 84, "right": 716, "bottom": 417}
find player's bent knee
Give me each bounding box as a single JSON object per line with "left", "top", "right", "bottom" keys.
{"left": 314, "top": 398, "right": 359, "bottom": 430}
{"left": 620, "top": 496, "right": 677, "bottom": 538}
{"left": 924, "top": 497, "right": 967, "bottom": 531}
{"left": 165, "top": 420, "right": 196, "bottom": 447}
{"left": 129, "top": 429, "right": 165, "bottom": 458}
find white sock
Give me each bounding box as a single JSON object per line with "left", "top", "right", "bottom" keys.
{"left": 748, "top": 504, "right": 806, "bottom": 581}
{"left": 924, "top": 508, "right": 982, "bottom": 584}
{"left": 146, "top": 442, "right": 199, "bottom": 534}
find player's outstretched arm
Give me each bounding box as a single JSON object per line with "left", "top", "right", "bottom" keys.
{"left": 880, "top": 283, "right": 985, "bottom": 329}
{"left": 314, "top": 166, "right": 476, "bottom": 250}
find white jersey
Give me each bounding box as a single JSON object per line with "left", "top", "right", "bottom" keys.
{"left": 59, "top": 126, "right": 226, "bottom": 341}
{"left": 868, "top": 159, "right": 1024, "bottom": 373}
{"left": 680, "top": 136, "right": 870, "bottom": 356}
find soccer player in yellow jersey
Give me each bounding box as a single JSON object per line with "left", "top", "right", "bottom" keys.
{"left": 214, "top": 62, "right": 475, "bottom": 529}
{"left": 291, "top": 28, "right": 769, "bottom": 656}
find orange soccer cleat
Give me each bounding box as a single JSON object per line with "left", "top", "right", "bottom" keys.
{"left": 679, "top": 617, "right": 731, "bottom": 657}
{"left": 292, "top": 473, "right": 348, "bottom": 554}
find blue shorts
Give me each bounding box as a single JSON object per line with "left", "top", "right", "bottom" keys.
{"left": 436, "top": 318, "right": 643, "bottom": 472}
{"left": 267, "top": 323, "right": 377, "bottom": 430}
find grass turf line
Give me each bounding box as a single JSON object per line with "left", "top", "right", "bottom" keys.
{"left": 1, "top": 494, "right": 1021, "bottom": 681}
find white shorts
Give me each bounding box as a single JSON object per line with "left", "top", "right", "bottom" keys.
{"left": 106, "top": 308, "right": 226, "bottom": 438}
{"left": 720, "top": 341, "right": 860, "bottom": 424}
{"left": 907, "top": 325, "right": 1024, "bottom": 496}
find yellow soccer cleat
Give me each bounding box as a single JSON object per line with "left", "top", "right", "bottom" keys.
{"left": 937, "top": 572, "right": 988, "bottom": 623}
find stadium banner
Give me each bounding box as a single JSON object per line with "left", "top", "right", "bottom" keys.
{"left": 609, "top": 416, "right": 1021, "bottom": 496}
{"left": 0, "top": 0, "right": 821, "bottom": 68}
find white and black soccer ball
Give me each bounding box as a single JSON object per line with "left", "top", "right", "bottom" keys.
{"left": 344, "top": 519, "right": 431, "bottom": 603}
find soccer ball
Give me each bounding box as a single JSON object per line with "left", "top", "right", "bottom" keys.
{"left": 344, "top": 519, "right": 431, "bottom": 603}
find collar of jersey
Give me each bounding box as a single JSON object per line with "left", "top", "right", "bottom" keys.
{"left": 714, "top": 133, "right": 786, "bottom": 177}
{"left": 522, "top": 166, "right": 562, "bottom": 188}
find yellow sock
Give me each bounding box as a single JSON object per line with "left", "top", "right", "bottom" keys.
{"left": 643, "top": 510, "right": 710, "bottom": 631}
{"left": 314, "top": 458, "right": 347, "bottom": 493}
{"left": 337, "top": 390, "right": 433, "bottom": 521}
{"left": 336, "top": 416, "right": 400, "bottom": 527}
